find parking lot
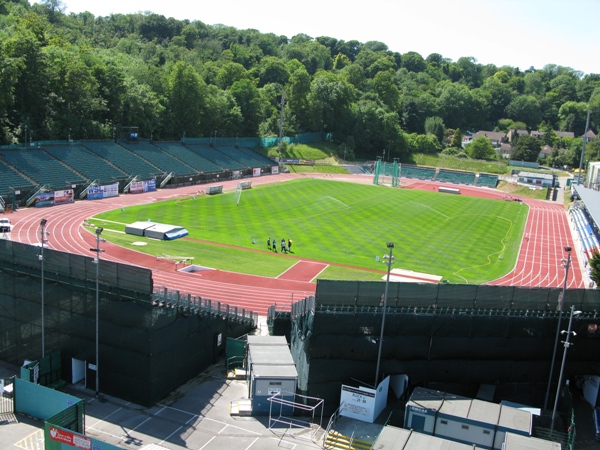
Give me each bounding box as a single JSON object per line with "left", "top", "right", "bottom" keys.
{"left": 1, "top": 360, "right": 326, "bottom": 450}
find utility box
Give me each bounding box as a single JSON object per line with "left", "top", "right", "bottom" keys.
{"left": 247, "top": 336, "right": 297, "bottom": 415}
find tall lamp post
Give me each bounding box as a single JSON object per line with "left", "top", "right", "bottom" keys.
{"left": 550, "top": 305, "right": 581, "bottom": 435}
{"left": 375, "top": 242, "right": 394, "bottom": 387}
{"left": 39, "top": 219, "right": 48, "bottom": 358}
{"left": 90, "top": 227, "right": 105, "bottom": 398}
{"left": 544, "top": 246, "right": 572, "bottom": 410}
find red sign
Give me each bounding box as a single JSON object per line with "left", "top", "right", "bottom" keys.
{"left": 49, "top": 426, "right": 91, "bottom": 449}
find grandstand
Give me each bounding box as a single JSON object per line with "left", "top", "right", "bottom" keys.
{"left": 42, "top": 144, "right": 127, "bottom": 185}
{"left": 217, "top": 145, "right": 269, "bottom": 168}
{"left": 119, "top": 141, "right": 197, "bottom": 176}
{"left": 435, "top": 169, "right": 476, "bottom": 185}
{"left": 0, "top": 147, "right": 84, "bottom": 190}
{"left": 399, "top": 164, "right": 436, "bottom": 180}
{"left": 570, "top": 203, "right": 600, "bottom": 260}
{"left": 236, "top": 146, "right": 275, "bottom": 166}
{"left": 84, "top": 141, "right": 161, "bottom": 180}
{"left": 476, "top": 173, "right": 499, "bottom": 188}
{"left": 0, "top": 157, "right": 35, "bottom": 194}
{"left": 186, "top": 144, "right": 246, "bottom": 171}
{"left": 153, "top": 142, "right": 223, "bottom": 173}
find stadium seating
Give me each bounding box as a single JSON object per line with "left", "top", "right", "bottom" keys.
{"left": 435, "top": 169, "right": 476, "bottom": 185}
{"left": 476, "top": 173, "right": 499, "bottom": 188}
{"left": 153, "top": 142, "right": 223, "bottom": 173}
{"left": 236, "top": 147, "right": 274, "bottom": 166}
{"left": 400, "top": 165, "right": 435, "bottom": 180}
{"left": 119, "top": 141, "right": 197, "bottom": 176}
{"left": 218, "top": 145, "right": 268, "bottom": 167}
{"left": 0, "top": 160, "right": 34, "bottom": 193}
{"left": 570, "top": 205, "right": 600, "bottom": 260}
{"left": 186, "top": 144, "right": 245, "bottom": 171}
{"left": 85, "top": 142, "right": 160, "bottom": 180}
{"left": 0, "top": 148, "right": 84, "bottom": 189}
{"left": 42, "top": 144, "right": 127, "bottom": 185}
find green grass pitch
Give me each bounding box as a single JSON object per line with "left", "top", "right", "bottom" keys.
{"left": 90, "top": 178, "right": 528, "bottom": 284}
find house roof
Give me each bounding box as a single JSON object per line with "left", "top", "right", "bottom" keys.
{"left": 518, "top": 171, "right": 554, "bottom": 181}
{"left": 555, "top": 130, "right": 575, "bottom": 138}
{"left": 473, "top": 131, "right": 506, "bottom": 141}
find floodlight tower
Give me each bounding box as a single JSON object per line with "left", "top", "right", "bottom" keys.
{"left": 89, "top": 227, "right": 105, "bottom": 398}
{"left": 375, "top": 242, "right": 394, "bottom": 387}
{"left": 39, "top": 219, "right": 49, "bottom": 358}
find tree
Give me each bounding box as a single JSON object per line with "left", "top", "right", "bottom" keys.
{"left": 511, "top": 134, "right": 541, "bottom": 162}
{"left": 505, "top": 95, "right": 542, "bottom": 128}
{"left": 165, "top": 61, "right": 206, "bottom": 138}
{"left": 230, "top": 78, "right": 263, "bottom": 136}
{"left": 373, "top": 69, "right": 399, "bottom": 110}
{"left": 589, "top": 251, "right": 600, "bottom": 288}
{"left": 450, "top": 128, "right": 463, "bottom": 148}
{"left": 424, "top": 116, "right": 445, "bottom": 143}
{"left": 401, "top": 51, "right": 426, "bottom": 73}
{"left": 466, "top": 136, "right": 497, "bottom": 160}
{"left": 216, "top": 62, "right": 248, "bottom": 89}
{"left": 257, "top": 56, "right": 290, "bottom": 87}
{"left": 407, "top": 133, "right": 442, "bottom": 154}
{"left": 308, "top": 71, "right": 355, "bottom": 135}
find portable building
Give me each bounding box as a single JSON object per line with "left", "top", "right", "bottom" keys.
{"left": 125, "top": 221, "right": 188, "bottom": 240}
{"left": 404, "top": 387, "right": 532, "bottom": 450}
{"left": 246, "top": 336, "right": 297, "bottom": 415}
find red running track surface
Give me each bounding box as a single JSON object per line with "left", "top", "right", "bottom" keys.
{"left": 7, "top": 173, "right": 585, "bottom": 316}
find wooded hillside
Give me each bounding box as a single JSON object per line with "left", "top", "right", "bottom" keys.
{"left": 1, "top": 0, "right": 599, "bottom": 163}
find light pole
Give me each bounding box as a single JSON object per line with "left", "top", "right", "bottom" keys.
{"left": 39, "top": 219, "right": 48, "bottom": 358}
{"left": 544, "top": 246, "right": 572, "bottom": 410}
{"left": 90, "top": 227, "right": 105, "bottom": 398}
{"left": 550, "top": 305, "right": 581, "bottom": 435}
{"left": 375, "top": 242, "right": 394, "bottom": 387}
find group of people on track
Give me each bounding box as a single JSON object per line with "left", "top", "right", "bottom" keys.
{"left": 267, "top": 237, "right": 292, "bottom": 253}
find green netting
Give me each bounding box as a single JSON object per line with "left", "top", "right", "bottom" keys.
{"left": 0, "top": 240, "right": 256, "bottom": 406}
{"left": 314, "top": 280, "right": 600, "bottom": 312}
{"left": 47, "top": 401, "right": 85, "bottom": 434}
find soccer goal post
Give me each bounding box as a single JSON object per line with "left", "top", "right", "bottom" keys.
{"left": 235, "top": 184, "right": 243, "bottom": 205}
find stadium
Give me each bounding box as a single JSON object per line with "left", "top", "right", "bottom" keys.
{"left": 1, "top": 137, "right": 600, "bottom": 449}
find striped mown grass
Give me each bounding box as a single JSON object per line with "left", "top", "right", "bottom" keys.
{"left": 90, "top": 178, "right": 527, "bottom": 283}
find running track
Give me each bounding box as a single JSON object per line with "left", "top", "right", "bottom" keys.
{"left": 7, "top": 173, "right": 585, "bottom": 316}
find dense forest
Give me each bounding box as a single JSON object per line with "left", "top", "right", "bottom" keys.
{"left": 1, "top": 0, "right": 599, "bottom": 164}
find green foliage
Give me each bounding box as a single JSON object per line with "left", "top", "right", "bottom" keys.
{"left": 424, "top": 116, "right": 445, "bottom": 142}
{"left": 0, "top": 1, "right": 598, "bottom": 153}
{"left": 466, "top": 136, "right": 497, "bottom": 160}
{"left": 263, "top": 141, "right": 339, "bottom": 159}
{"left": 414, "top": 153, "right": 509, "bottom": 175}
{"left": 589, "top": 251, "right": 600, "bottom": 288}
{"left": 91, "top": 179, "right": 527, "bottom": 283}
{"left": 511, "top": 134, "right": 542, "bottom": 162}
{"left": 286, "top": 164, "right": 349, "bottom": 174}
{"left": 407, "top": 133, "right": 442, "bottom": 154}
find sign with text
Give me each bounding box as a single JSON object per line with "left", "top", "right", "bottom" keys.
{"left": 34, "top": 189, "right": 74, "bottom": 208}
{"left": 340, "top": 376, "right": 390, "bottom": 423}
{"left": 88, "top": 182, "right": 119, "bottom": 200}
{"left": 129, "top": 179, "right": 156, "bottom": 194}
